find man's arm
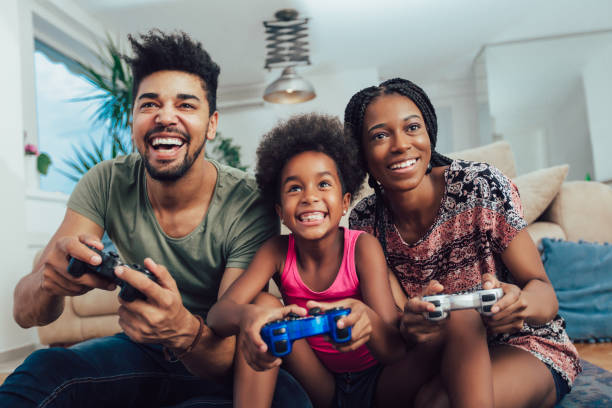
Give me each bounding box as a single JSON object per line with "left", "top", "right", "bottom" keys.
{"left": 13, "top": 209, "right": 112, "bottom": 328}
{"left": 176, "top": 266, "right": 245, "bottom": 380}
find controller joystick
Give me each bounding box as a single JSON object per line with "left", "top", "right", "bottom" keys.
{"left": 422, "top": 288, "right": 504, "bottom": 321}
{"left": 67, "top": 245, "right": 158, "bottom": 302}
{"left": 261, "top": 307, "right": 351, "bottom": 357}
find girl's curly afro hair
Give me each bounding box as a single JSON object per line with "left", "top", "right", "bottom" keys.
{"left": 256, "top": 113, "right": 365, "bottom": 205}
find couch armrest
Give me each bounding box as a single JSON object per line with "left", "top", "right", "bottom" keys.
{"left": 541, "top": 181, "right": 612, "bottom": 243}
{"left": 36, "top": 290, "right": 122, "bottom": 346}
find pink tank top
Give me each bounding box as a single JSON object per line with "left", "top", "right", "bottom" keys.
{"left": 280, "top": 228, "right": 378, "bottom": 373}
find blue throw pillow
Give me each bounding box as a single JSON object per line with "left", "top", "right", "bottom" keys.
{"left": 540, "top": 238, "right": 612, "bottom": 341}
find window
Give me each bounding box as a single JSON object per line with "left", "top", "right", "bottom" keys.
{"left": 34, "top": 40, "right": 115, "bottom": 194}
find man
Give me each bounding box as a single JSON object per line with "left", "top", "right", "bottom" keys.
{"left": 0, "top": 30, "right": 311, "bottom": 407}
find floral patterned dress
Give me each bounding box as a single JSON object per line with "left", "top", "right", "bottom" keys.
{"left": 349, "top": 159, "right": 581, "bottom": 387}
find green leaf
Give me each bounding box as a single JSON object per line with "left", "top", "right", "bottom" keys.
{"left": 37, "top": 153, "right": 52, "bottom": 175}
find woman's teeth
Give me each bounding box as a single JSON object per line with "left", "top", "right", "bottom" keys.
{"left": 389, "top": 159, "right": 416, "bottom": 170}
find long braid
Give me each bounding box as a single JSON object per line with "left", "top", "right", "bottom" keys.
{"left": 344, "top": 78, "right": 452, "bottom": 258}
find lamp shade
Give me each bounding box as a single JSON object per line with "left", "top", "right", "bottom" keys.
{"left": 263, "top": 66, "right": 316, "bottom": 104}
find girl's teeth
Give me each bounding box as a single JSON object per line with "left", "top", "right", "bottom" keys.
{"left": 301, "top": 213, "right": 324, "bottom": 221}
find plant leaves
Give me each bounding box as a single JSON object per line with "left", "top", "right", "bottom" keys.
{"left": 37, "top": 153, "right": 52, "bottom": 175}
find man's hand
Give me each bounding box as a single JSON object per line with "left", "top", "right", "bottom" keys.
{"left": 39, "top": 234, "right": 117, "bottom": 297}
{"left": 400, "top": 280, "right": 447, "bottom": 345}
{"left": 115, "top": 258, "right": 199, "bottom": 351}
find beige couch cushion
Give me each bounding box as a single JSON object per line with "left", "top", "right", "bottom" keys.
{"left": 446, "top": 141, "right": 517, "bottom": 178}
{"left": 526, "top": 221, "right": 567, "bottom": 245}
{"left": 72, "top": 288, "right": 121, "bottom": 317}
{"left": 37, "top": 296, "right": 121, "bottom": 345}
{"left": 513, "top": 165, "right": 569, "bottom": 224}
{"left": 542, "top": 181, "right": 612, "bottom": 243}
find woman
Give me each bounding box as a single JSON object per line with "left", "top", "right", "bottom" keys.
{"left": 344, "top": 78, "right": 580, "bottom": 407}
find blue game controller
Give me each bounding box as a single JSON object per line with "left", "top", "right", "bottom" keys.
{"left": 260, "top": 307, "right": 352, "bottom": 357}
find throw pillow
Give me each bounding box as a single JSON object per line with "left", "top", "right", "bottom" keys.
{"left": 540, "top": 238, "right": 612, "bottom": 341}
{"left": 514, "top": 165, "right": 569, "bottom": 224}
{"left": 446, "top": 141, "right": 517, "bottom": 178}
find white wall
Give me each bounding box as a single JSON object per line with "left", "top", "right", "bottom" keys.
{"left": 218, "top": 67, "right": 380, "bottom": 170}
{"left": 422, "top": 79, "right": 480, "bottom": 154}
{"left": 218, "top": 72, "right": 482, "bottom": 169}
{"left": 0, "top": 0, "right": 108, "bottom": 353}
{"left": 545, "top": 82, "right": 594, "bottom": 181}
{"left": 482, "top": 33, "right": 612, "bottom": 176}
{"left": 0, "top": 0, "right": 38, "bottom": 353}
{"left": 583, "top": 44, "right": 612, "bottom": 182}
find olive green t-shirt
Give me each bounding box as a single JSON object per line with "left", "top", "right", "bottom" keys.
{"left": 67, "top": 154, "right": 278, "bottom": 318}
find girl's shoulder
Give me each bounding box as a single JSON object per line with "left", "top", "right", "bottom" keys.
{"left": 259, "top": 234, "right": 291, "bottom": 265}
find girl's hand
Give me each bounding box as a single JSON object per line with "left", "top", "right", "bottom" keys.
{"left": 239, "top": 303, "right": 307, "bottom": 371}
{"left": 481, "top": 273, "right": 527, "bottom": 334}
{"left": 400, "top": 280, "right": 447, "bottom": 345}
{"left": 305, "top": 299, "right": 372, "bottom": 353}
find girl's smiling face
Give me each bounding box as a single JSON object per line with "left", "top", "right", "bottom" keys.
{"left": 276, "top": 151, "right": 350, "bottom": 241}
{"left": 362, "top": 93, "right": 432, "bottom": 193}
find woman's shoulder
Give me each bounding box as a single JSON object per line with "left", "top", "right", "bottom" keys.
{"left": 348, "top": 194, "right": 378, "bottom": 232}
{"left": 445, "top": 159, "right": 515, "bottom": 202}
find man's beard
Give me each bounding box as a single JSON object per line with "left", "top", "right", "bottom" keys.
{"left": 140, "top": 126, "right": 207, "bottom": 182}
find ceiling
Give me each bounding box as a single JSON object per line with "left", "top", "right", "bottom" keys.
{"left": 73, "top": 0, "right": 611, "bottom": 91}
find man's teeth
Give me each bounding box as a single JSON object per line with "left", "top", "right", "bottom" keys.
{"left": 151, "top": 137, "right": 183, "bottom": 147}
{"left": 389, "top": 159, "right": 417, "bottom": 170}
{"left": 300, "top": 212, "right": 324, "bottom": 222}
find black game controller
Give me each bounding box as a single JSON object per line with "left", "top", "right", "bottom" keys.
{"left": 67, "top": 245, "right": 157, "bottom": 302}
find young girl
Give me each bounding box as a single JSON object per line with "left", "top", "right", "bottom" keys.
{"left": 344, "top": 78, "right": 581, "bottom": 407}
{"left": 207, "top": 114, "right": 450, "bottom": 408}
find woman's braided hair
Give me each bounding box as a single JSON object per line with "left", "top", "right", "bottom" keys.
{"left": 343, "top": 78, "right": 452, "bottom": 257}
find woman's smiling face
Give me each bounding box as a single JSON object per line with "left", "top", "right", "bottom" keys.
{"left": 361, "top": 93, "right": 432, "bottom": 193}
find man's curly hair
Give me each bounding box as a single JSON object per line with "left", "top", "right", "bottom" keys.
{"left": 256, "top": 113, "right": 365, "bottom": 205}
{"left": 125, "top": 29, "right": 220, "bottom": 114}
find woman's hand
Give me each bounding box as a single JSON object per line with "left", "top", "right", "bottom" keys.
{"left": 400, "top": 280, "right": 447, "bottom": 345}
{"left": 481, "top": 273, "right": 528, "bottom": 334}
{"left": 239, "top": 303, "right": 306, "bottom": 371}
{"left": 305, "top": 299, "right": 373, "bottom": 353}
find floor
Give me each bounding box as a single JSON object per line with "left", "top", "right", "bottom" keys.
{"left": 574, "top": 342, "right": 612, "bottom": 371}
{"left": 0, "top": 355, "right": 26, "bottom": 385}
{"left": 1, "top": 343, "right": 611, "bottom": 386}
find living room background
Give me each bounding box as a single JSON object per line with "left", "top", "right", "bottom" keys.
{"left": 1, "top": 0, "right": 611, "bottom": 356}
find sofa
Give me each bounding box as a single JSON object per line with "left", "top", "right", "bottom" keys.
{"left": 37, "top": 141, "right": 612, "bottom": 357}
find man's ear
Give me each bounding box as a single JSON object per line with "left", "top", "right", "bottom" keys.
{"left": 206, "top": 111, "right": 219, "bottom": 141}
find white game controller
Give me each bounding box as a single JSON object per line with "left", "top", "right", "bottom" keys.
{"left": 422, "top": 288, "right": 504, "bottom": 321}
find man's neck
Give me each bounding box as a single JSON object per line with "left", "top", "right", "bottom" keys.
{"left": 146, "top": 158, "right": 217, "bottom": 212}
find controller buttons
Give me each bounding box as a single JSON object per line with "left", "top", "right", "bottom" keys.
{"left": 275, "top": 340, "right": 288, "bottom": 354}
{"left": 482, "top": 305, "right": 492, "bottom": 313}
{"left": 429, "top": 299, "right": 441, "bottom": 307}
{"left": 272, "top": 328, "right": 286, "bottom": 335}
{"left": 428, "top": 311, "right": 443, "bottom": 318}
{"left": 481, "top": 294, "right": 496, "bottom": 302}
{"left": 308, "top": 307, "right": 323, "bottom": 316}
{"left": 333, "top": 315, "right": 350, "bottom": 340}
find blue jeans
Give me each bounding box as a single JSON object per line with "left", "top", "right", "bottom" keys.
{"left": 0, "top": 333, "right": 312, "bottom": 408}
